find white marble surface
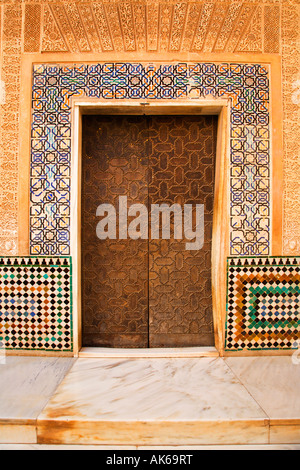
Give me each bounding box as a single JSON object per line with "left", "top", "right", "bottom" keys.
{"left": 225, "top": 357, "right": 300, "bottom": 421}
{"left": 0, "top": 423, "right": 37, "bottom": 444}
{"left": 1, "top": 355, "right": 300, "bottom": 445}
{"left": 79, "top": 346, "right": 218, "bottom": 358}
{"left": 38, "top": 357, "right": 267, "bottom": 422}
{"left": 0, "top": 356, "right": 75, "bottom": 420}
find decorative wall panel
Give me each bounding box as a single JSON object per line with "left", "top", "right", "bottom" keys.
{"left": 0, "top": 3, "right": 22, "bottom": 256}
{"left": 225, "top": 257, "right": 300, "bottom": 351}
{"left": 30, "top": 62, "right": 271, "bottom": 257}
{"left": 0, "top": 1, "right": 298, "bottom": 355}
{"left": 282, "top": 3, "right": 300, "bottom": 256}
{"left": 36, "top": 1, "right": 277, "bottom": 54}
{"left": 0, "top": 257, "right": 72, "bottom": 352}
{"left": 24, "top": 4, "right": 42, "bottom": 53}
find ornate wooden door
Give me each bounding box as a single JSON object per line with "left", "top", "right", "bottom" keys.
{"left": 81, "top": 114, "right": 217, "bottom": 348}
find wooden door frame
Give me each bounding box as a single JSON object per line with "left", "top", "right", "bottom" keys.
{"left": 71, "top": 99, "right": 230, "bottom": 357}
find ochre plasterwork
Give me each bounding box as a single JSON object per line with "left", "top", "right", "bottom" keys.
{"left": 0, "top": 0, "right": 298, "bottom": 259}
{"left": 30, "top": 1, "right": 281, "bottom": 54}
{"left": 281, "top": 3, "right": 300, "bottom": 256}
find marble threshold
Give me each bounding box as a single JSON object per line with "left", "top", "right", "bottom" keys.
{"left": 0, "top": 355, "right": 299, "bottom": 446}
{"left": 78, "top": 346, "right": 219, "bottom": 358}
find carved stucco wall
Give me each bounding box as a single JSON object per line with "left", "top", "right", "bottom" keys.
{"left": 281, "top": 3, "right": 300, "bottom": 255}
{"left": 0, "top": 0, "right": 299, "bottom": 256}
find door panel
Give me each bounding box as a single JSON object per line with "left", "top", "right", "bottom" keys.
{"left": 81, "top": 116, "right": 149, "bottom": 347}
{"left": 81, "top": 114, "right": 217, "bottom": 348}
{"left": 148, "top": 116, "right": 216, "bottom": 347}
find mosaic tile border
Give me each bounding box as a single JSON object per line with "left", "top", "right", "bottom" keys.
{"left": 30, "top": 62, "right": 271, "bottom": 257}
{"left": 225, "top": 256, "right": 300, "bottom": 351}
{"left": 0, "top": 257, "right": 73, "bottom": 352}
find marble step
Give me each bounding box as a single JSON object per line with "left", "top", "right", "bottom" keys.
{"left": 1, "top": 444, "right": 300, "bottom": 450}
{"left": 0, "top": 356, "right": 299, "bottom": 445}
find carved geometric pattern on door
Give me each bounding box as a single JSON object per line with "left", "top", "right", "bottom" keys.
{"left": 81, "top": 116, "right": 149, "bottom": 347}
{"left": 81, "top": 115, "right": 216, "bottom": 348}
{"left": 148, "top": 116, "right": 216, "bottom": 347}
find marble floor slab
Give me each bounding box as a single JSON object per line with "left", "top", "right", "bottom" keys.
{"left": 225, "top": 357, "right": 300, "bottom": 421}
{"left": 37, "top": 357, "right": 269, "bottom": 445}
{"left": 225, "top": 357, "right": 300, "bottom": 445}
{"left": 38, "top": 357, "right": 267, "bottom": 422}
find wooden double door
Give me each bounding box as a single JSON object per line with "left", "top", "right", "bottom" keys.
{"left": 81, "top": 114, "right": 217, "bottom": 348}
